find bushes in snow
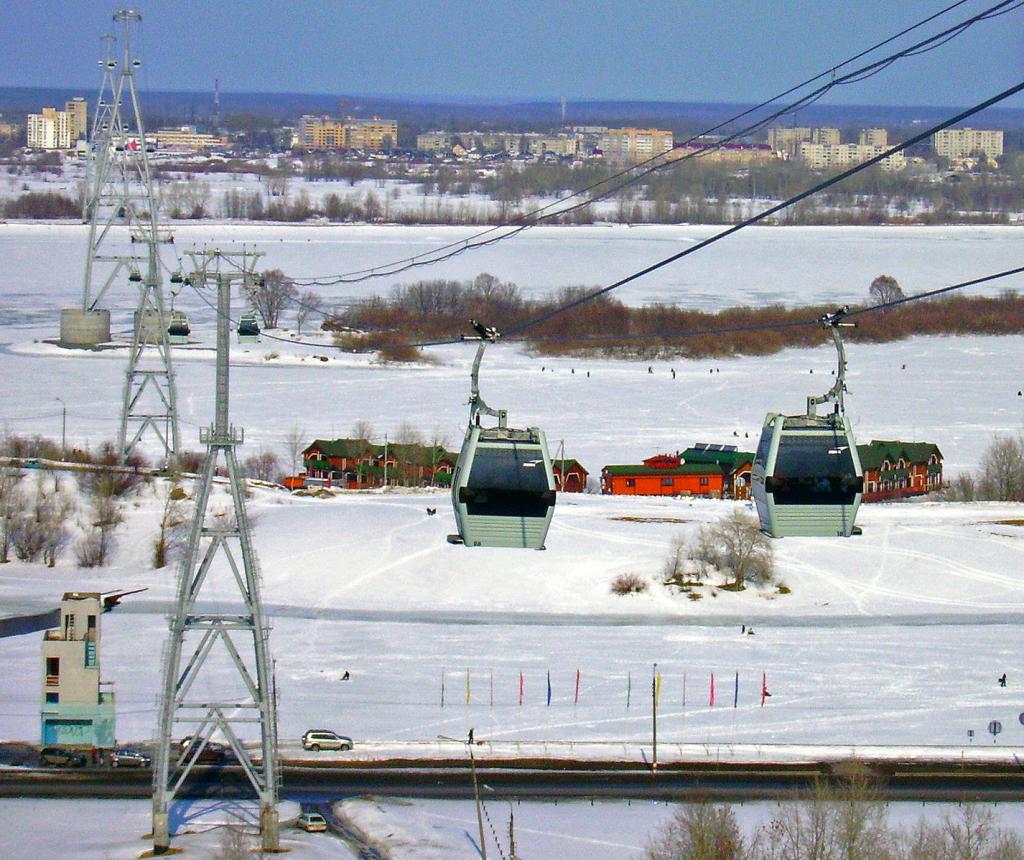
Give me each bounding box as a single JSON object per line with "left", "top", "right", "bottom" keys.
{"left": 663, "top": 511, "right": 774, "bottom": 593}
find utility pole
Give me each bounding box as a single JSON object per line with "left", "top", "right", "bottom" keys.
{"left": 468, "top": 731, "right": 488, "bottom": 860}
{"left": 55, "top": 398, "right": 66, "bottom": 455}
{"left": 652, "top": 662, "right": 658, "bottom": 772}
{"left": 74, "top": 9, "right": 179, "bottom": 464}
{"left": 151, "top": 249, "right": 279, "bottom": 854}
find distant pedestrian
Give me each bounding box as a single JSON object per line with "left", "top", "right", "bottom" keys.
{"left": 648, "top": 366, "right": 653, "bottom": 374}
{"left": 741, "top": 624, "right": 746, "bottom": 634}
{"left": 341, "top": 670, "right": 350, "bottom": 681}
{"left": 468, "top": 728, "right": 475, "bottom": 744}
{"left": 999, "top": 673, "right": 1007, "bottom": 687}
{"left": 671, "top": 369, "right": 676, "bottom": 379}
{"left": 586, "top": 371, "right": 590, "bottom": 378}
{"left": 571, "top": 368, "right": 575, "bottom": 374}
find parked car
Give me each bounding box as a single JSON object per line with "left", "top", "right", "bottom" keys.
{"left": 39, "top": 746, "right": 87, "bottom": 768}
{"left": 179, "top": 737, "right": 228, "bottom": 763}
{"left": 296, "top": 812, "right": 328, "bottom": 833}
{"left": 301, "top": 730, "right": 353, "bottom": 752}
{"left": 110, "top": 747, "right": 151, "bottom": 768}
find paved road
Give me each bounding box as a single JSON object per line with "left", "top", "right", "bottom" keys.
{"left": 3, "top": 758, "right": 1023, "bottom": 802}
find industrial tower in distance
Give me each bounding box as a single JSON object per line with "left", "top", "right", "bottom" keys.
{"left": 151, "top": 249, "right": 280, "bottom": 854}
{"left": 59, "top": 9, "right": 180, "bottom": 464}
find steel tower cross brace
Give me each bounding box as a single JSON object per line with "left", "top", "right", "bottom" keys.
{"left": 83, "top": 10, "right": 180, "bottom": 463}
{"left": 152, "top": 249, "right": 279, "bottom": 854}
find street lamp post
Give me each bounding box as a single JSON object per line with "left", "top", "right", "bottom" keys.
{"left": 55, "top": 398, "right": 66, "bottom": 456}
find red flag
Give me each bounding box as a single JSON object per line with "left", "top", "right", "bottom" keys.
{"left": 519, "top": 671, "right": 524, "bottom": 706}
{"left": 709, "top": 672, "right": 716, "bottom": 707}
{"left": 761, "top": 672, "right": 770, "bottom": 707}
{"left": 574, "top": 668, "right": 581, "bottom": 704}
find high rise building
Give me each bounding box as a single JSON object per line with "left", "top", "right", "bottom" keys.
{"left": 27, "top": 107, "right": 71, "bottom": 149}
{"left": 65, "top": 97, "right": 88, "bottom": 142}
{"left": 858, "top": 128, "right": 888, "bottom": 147}
{"left": 932, "top": 128, "right": 1004, "bottom": 160}
{"left": 599, "top": 127, "right": 673, "bottom": 162}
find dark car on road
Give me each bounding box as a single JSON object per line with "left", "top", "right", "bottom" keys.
{"left": 179, "top": 737, "right": 229, "bottom": 764}
{"left": 39, "top": 746, "right": 87, "bottom": 768}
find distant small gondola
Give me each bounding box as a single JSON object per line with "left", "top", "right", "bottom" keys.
{"left": 752, "top": 307, "right": 863, "bottom": 537}
{"left": 237, "top": 312, "right": 261, "bottom": 343}
{"left": 167, "top": 310, "right": 190, "bottom": 344}
{"left": 448, "top": 321, "right": 556, "bottom": 549}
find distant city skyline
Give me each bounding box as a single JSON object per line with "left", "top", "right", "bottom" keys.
{"left": 2, "top": 0, "right": 1022, "bottom": 108}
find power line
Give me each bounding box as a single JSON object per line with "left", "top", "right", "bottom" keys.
{"left": 287, "top": 0, "right": 1019, "bottom": 289}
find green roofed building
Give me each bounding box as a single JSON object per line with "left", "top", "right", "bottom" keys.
{"left": 856, "top": 440, "right": 943, "bottom": 501}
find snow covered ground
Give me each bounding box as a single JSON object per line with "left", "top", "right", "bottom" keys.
{"left": 2, "top": 224, "right": 1024, "bottom": 857}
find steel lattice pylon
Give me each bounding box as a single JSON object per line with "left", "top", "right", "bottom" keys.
{"left": 83, "top": 9, "right": 179, "bottom": 463}
{"left": 152, "top": 250, "right": 279, "bottom": 854}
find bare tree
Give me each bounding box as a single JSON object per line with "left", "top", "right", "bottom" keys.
{"left": 646, "top": 803, "right": 745, "bottom": 860}
{"left": 976, "top": 434, "right": 1024, "bottom": 501}
{"left": 282, "top": 424, "right": 307, "bottom": 476}
{"left": 249, "top": 269, "right": 297, "bottom": 329}
{"left": 153, "top": 482, "right": 189, "bottom": 569}
{"left": 661, "top": 533, "right": 688, "bottom": 585}
{"left": 394, "top": 421, "right": 423, "bottom": 445}
{"left": 295, "top": 290, "right": 325, "bottom": 335}
{"left": 691, "top": 510, "right": 773, "bottom": 588}
{"left": 869, "top": 274, "right": 905, "bottom": 306}
{"left": 0, "top": 466, "right": 23, "bottom": 563}
{"left": 351, "top": 419, "right": 374, "bottom": 442}
{"left": 243, "top": 450, "right": 281, "bottom": 483}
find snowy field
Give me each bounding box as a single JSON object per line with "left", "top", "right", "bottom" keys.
{"left": 2, "top": 223, "right": 1024, "bottom": 856}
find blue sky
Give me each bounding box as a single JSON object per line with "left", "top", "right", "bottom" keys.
{"left": 3, "top": 1, "right": 1022, "bottom": 106}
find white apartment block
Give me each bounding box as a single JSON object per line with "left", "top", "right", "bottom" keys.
{"left": 27, "top": 108, "right": 71, "bottom": 149}
{"left": 529, "top": 135, "right": 580, "bottom": 157}
{"left": 797, "top": 141, "right": 905, "bottom": 172}
{"left": 416, "top": 131, "right": 454, "bottom": 152}
{"left": 932, "top": 128, "right": 1003, "bottom": 160}
{"left": 767, "top": 127, "right": 810, "bottom": 156}
{"left": 859, "top": 128, "right": 888, "bottom": 147}
{"left": 599, "top": 127, "right": 673, "bottom": 162}
{"left": 811, "top": 127, "right": 840, "bottom": 145}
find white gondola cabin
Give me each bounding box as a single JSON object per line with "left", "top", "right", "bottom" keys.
{"left": 448, "top": 321, "right": 556, "bottom": 549}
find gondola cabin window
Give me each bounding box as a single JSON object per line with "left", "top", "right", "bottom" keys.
{"left": 766, "top": 435, "right": 862, "bottom": 505}
{"left": 461, "top": 444, "right": 554, "bottom": 518}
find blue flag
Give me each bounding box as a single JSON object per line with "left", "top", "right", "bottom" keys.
{"left": 547, "top": 670, "right": 552, "bottom": 706}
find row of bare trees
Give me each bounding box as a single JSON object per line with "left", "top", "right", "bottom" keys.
{"left": 647, "top": 783, "right": 1022, "bottom": 859}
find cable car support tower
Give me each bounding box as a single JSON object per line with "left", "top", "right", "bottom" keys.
{"left": 151, "top": 249, "right": 279, "bottom": 854}
{"left": 71, "top": 9, "right": 180, "bottom": 464}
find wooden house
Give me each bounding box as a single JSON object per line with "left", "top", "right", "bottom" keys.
{"left": 601, "top": 445, "right": 753, "bottom": 499}
{"left": 299, "top": 438, "right": 456, "bottom": 489}
{"left": 552, "top": 458, "right": 588, "bottom": 493}
{"left": 679, "top": 444, "right": 754, "bottom": 500}
{"left": 857, "top": 440, "right": 943, "bottom": 502}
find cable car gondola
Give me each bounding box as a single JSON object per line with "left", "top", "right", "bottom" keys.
{"left": 167, "top": 309, "right": 190, "bottom": 344}
{"left": 752, "top": 307, "right": 863, "bottom": 537}
{"left": 237, "top": 312, "right": 261, "bottom": 343}
{"left": 448, "top": 321, "right": 556, "bottom": 549}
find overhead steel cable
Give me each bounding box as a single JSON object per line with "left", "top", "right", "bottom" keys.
{"left": 288, "top": 0, "right": 1019, "bottom": 289}
{"left": 501, "top": 79, "right": 1024, "bottom": 339}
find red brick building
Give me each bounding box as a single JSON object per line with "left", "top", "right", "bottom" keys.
{"left": 857, "top": 440, "right": 942, "bottom": 502}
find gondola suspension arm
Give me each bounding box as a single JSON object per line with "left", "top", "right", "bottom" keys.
{"left": 806, "top": 306, "right": 857, "bottom": 417}
{"left": 464, "top": 320, "right": 507, "bottom": 429}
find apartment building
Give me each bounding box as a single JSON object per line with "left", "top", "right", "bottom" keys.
{"left": 155, "top": 127, "right": 229, "bottom": 151}
{"left": 41, "top": 592, "right": 115, "bottom": 748}
{"left": 26, "top": 99, "right": 88, "bottom": 150}
{"left": 767, "top": 126, "right": 840, "bottom": 156}
{"left": 859, "top": 128, "right": 888, "bottom": 147}
{"left": 416, "top": 131, "right": 454, "bottom": 152}
{"left": 932, "top": 127, "right": 1004, "bottom": 160}
{"left": 599, "top": 127, "right": 673, "bottom": 162}
{"left": 65, "top": 97, "right": 88, "bottom": 141}
{"left": 301, "top": 116, "right": 398, "bottom": 151}
{"left": 797, "top": 141, "right": 906, "bottom": 171}
{"left": 27, "top": 107, "right": 71, "bottom": 149}
{"left": 529, "top": 134, "right": 580, "bottom": 157}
